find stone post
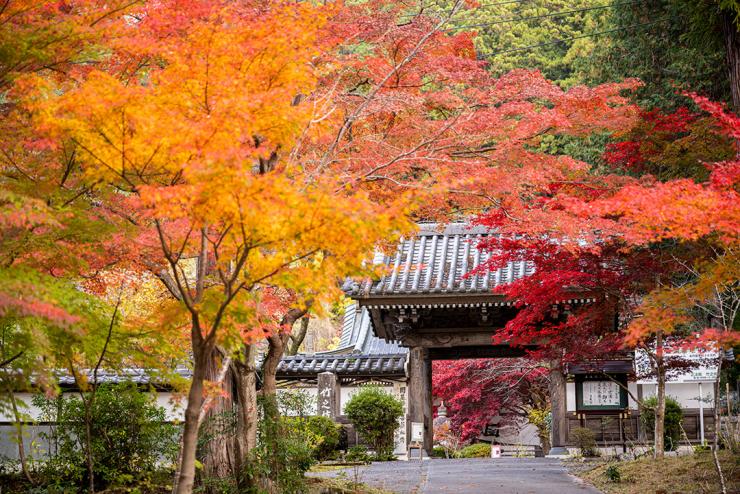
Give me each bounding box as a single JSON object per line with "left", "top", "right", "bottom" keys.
{"left": 317, "top": 372, "right": 341, "bottom": 418}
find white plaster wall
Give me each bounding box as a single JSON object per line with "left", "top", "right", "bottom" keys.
{"left": 339, "top": 384, "right": 395, "bottom": 414}
{"left": 277, "top": 386, "right": 318, "bottom": 415}
{"left": 566, "top": 382, "right": 576, "bottom": 411}
{"left": 640, "top": 382, "right": 714, "bottom": 408}
{"left": 155, "top": 392, "right": 185, "bottom": 421}
{"left": 0, "top": 392, "right": 44, "bottom": 421}
{"left": 0, "top": 391, "right": 186, "bottom": 422}
{"left": 627, "top": 382, "right": 639, "bottom": 409}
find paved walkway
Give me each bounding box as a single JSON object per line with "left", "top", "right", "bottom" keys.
{"left": 312, "top": 458, "right": 602, "bottom": 494}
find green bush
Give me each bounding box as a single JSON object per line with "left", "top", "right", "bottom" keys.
{"left": 244, "top": 397, "right": 318, "bottom": 494}
{"left": 286, "top": 415, "right": 341, "bottom": 461}
{"left": 641, "top": 396, "right": 684, "bottom": 451}
{"left": 307, "top": 416, "right": 341, "bottom": 460}
{"left": 570, "top": 427, "right": 598, "bottom": 457}
{"left": 345, "top": 445, "right": 372, "bottom": 464}
{"left": 33, "top": 382, "right": 178, "bottom": 490}
{"left": 344, "top": 387, "right": 403, "bottom": 460}
{"left": 604, "top": 464, "right": 621, "bottom": 483}
{"left": 459, "top": 443, "right": 491, "bottom": 458}
{"left": 431, "top": 446, "right": 447, "bottom": 458}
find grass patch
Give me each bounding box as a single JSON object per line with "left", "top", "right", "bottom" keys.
{"left": 309, "top": 463, "right": 360, "bottom": 473}
{"left": 577, "top": 450, "right": 739, "bottom": 494}
{"left": 306, "top": 476, "right": 394, "bottom": 493}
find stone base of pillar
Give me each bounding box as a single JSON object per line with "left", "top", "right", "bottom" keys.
{"left": 546, "top": 446, "right": 570, "bottom": 457}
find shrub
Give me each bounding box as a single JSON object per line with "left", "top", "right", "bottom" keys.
{"left": 641, "top": 396, "right": 684, "bottom": 451}
{"left": 33, "top": 382, "right": 178, "bottom": 489}
{"left": 345, "top": 445, "right": 372, "bottom": 464}
{"left": 244, "top": 397, "right": 318, "bottom": 494}
{"left": 570, "top": 427, "right": 598, "bottom": 457}
{"left": 459, "top": 443, "right": 491, "bottom": 458}
{"left": 344, "top": 387, "right": 403, "bottom": 460}
{"left": 604, "top": 464, "right": 621, "bottom": 483}
{"left": 431, "top": 446, "right": 447, "bottom": 458}
{"left": 305, "top": 416, "right": 341, "bottom": 460}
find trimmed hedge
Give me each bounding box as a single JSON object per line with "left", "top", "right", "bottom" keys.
{"left": 459, "top": 443, "right": 491, "bottom": 458}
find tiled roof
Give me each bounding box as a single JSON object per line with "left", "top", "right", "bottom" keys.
{"left": 323, "top": 303, "right": 406, "bottom": 356}
{"left": 57, "top": 367, "right": 192, "bottom": 386}
{"left": 568, "top": 359, "right": 634, "bottom": 375}
{"left": 346, "top": 223, "right": 534, "bottom": 298}
{"left": 276, "top": 353, "right": 406, "bottom": 378}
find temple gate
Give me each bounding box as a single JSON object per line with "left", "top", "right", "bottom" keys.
{"left": 346, "top": 223, "right": 597, "bottom": 456}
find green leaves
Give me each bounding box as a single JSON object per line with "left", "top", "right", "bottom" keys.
{"left": 344, "top": 386, "right": 403, "bottom": 458}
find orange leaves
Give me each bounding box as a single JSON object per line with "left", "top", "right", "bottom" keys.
{"left": 34, "top": 1, "right": 332, "bottom": 192}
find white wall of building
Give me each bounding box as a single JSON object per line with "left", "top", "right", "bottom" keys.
{"left": 639, "top": 382, "right": 714, "bottom": 409}
{"left": 566, "top": 380, "right": 714, "bottom": 412}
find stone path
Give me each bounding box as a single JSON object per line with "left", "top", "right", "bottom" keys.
{"left": 312, "top": 458, "right": 603, "bottom": 494}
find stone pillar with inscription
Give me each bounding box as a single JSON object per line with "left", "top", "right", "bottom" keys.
{"left": 317, "top": 372, "right": 341, "bottom": 419}
{"left": 408, "top": 347, "right": 433, "bottom": 456}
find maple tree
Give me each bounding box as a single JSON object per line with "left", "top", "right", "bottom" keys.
{"left": 432, "top": 359, "right": 549, "bottom": 446}
{"left": 4, "top": 1, "right": 735, "bottom": 492}
{"left": 17, "top": 1, "right": 418, "bottom": 491}
{"left": 468, "top": 88, "right": 738, "bottom": 471}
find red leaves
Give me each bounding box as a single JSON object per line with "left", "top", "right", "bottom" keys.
{"left": 0, "top": 291, "right": 79, "bottom": 327}
{"left": 433, "top": 358, "right": 548, "bottom": 441}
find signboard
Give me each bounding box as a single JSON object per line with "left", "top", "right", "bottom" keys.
{"left": 582, "top": 380, "right": 621, "bottom": 407}
{"left": 576, "top": 374, "right": 628, "bottom": 411}
{"left": 410, "top": 422, "right": 424, "bottom": 443}
{"left": 635, "top": 349, "right": 718, "bottom": 384}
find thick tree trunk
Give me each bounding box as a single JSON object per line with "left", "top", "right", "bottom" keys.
{"left": 262, "top": 335, "right": 288, "bottom": 397}
{"left": 199, "top": 345, "right": 259, "bottom": 488}
{"left": 722, "top": 11, "right": 740, "bottom": 112}
{"left": 201, "top": 351, "right": 237, "bottom": 483}
{"left": 548, "top": 361, "right": 568, "bottom": 453}
{"left": 654, "top": 332, "right": 665, "bottom": 458}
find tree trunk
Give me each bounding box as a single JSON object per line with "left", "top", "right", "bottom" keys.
{"left": 654, "top": 332, "right": 665, "bottom": 459}
{"left": 84, "top": 404, "right": 96, "bottom": 493}
{"left": 198, "top": 345, "right": 259, "bottom": 490}
{"left": 262, "top": 308, "right": 308, "bottom": 396}
{"left": 201, "top": 351, "right": 237, "bottom": 483}
{"left": 548, "top": 360, "right": 568, "bottom": 453}
{"left": 712, "top": 353, "right": 727, "bottom": 494}
{"left": 286, "top": 317, "right": 309, "bottom": 356}
{"left": 7, "top": 386, "right": 33, "bottom": 484}
{"left": 722, "top": 10, "right": 740, "bottom": 112}
{"left": 175, "top": 349, "right": 208, "bottom": 494}
{"left": 234, "top": 345, "right": 258, "bottom": 461}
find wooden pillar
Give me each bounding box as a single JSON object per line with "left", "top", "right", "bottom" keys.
{"left": 424, "top": 354, "right": 433, "bottom": 452}
{"left": 549, "top": 363, "right": 569, "bottom": 456}
{"left": 317, "top": 372, "right": 341, "bottom": 418}
{"left": 408, "top": 347, "right": 433, "bottom": 455}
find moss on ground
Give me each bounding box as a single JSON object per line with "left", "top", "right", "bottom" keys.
{"left": 577, "top": 450, "right": 739, "bottom": 494}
